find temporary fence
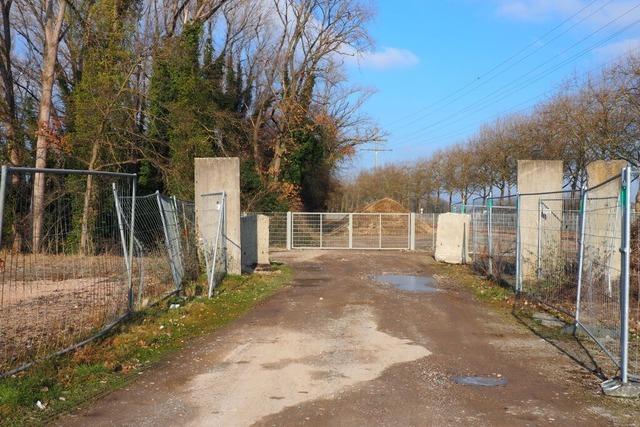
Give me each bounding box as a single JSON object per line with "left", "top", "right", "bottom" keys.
{"left": 0, "top": 167, "right": 136, "bottom": 375}
{"left": 518, "top": 191, "right": 582, "bottom": 316}
{"left": 0, "top": 167, "right": 227, "bottom": 376}
{"left": 460, "top": 168, "right": 638, "bottom": 388}
{"left": 199, "top": 192, "right": 227, "bottom": 297}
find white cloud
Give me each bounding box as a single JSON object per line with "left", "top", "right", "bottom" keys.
{"left": 344, "top": 47, "right": 420, "bottom": 70}
{"left": 496, "top": 0, "right": 583, "bottom": 21}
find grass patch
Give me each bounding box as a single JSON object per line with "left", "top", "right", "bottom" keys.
{"left": 0, "top": 266, "right": 291, "bottom": 426}
{"left": 432, "top": 262, "right": 514, "bottom": 306}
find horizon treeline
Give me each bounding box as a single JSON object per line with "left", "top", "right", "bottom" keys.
{"left": 331, "top": 53, "right": 640, "bottom": 212}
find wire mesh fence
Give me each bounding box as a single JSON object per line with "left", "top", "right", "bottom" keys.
{"left": 415, "top": 213, "right": 438, "bottom": 252}
{"left": 0, "top": 166, "right": 224, "bottom": 376}
{"left": 518, "top": 192, "right": 582, "bottom": 315}
{"left": 198, "top": 192, "right": 227, "bottom": 297}
{"left": 246, "top": 212, "right": 287, "bottom": 249}
{"left": 0, "top": 167, "right": 135, "bottom": 375}
{"left": 290, "top": 212, "right": 411, "bottom": 250}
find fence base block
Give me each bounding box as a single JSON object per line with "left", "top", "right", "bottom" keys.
{"left": 601, "top": 378, "right": 640, "bottom": 398}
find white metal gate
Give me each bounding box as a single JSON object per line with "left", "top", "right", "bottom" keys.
{"left": 291, "top": 212, "right": 411, "bottom": 250}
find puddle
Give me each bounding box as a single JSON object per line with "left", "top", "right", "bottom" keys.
{"left": 372, "top": 275, "right": 438, "bottom": 293}
{"left": 452, "top": 376, "right": 508, "bottom": 387}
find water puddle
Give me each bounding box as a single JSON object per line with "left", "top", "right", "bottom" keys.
{"left": 452, "top": 375, "right": 507, "bottom": 387}
{"left": 372, "top": 275, "right": 438, "bottom": 293}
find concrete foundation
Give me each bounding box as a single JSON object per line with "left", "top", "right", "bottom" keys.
{"left": 195, "top": 158, "right": 241, "bottom": 275}
{"left": 585, "top": 160, "right": 626, "bottom": 285}
{"left": 517, "top": 160, "right": 563, "bottom": 281}
{"left": 435, "top": 213, "right": 470, "bottom": 264}
{"left": 241, "top": 214, "right": 270, "bottom": 271}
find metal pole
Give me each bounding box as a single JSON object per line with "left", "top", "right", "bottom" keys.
{"left": 575, "top": 185, "right": 588, "bottom": 324}
{"left": 156, "top": 191, "right": 179, "bottom": 289}
{"left": 348, "top": 213, "right": 353, "bottom": 249}
{"left": 515, "top": 193, "right": 522, "bottom": 293}
{"left": 378, "top": 214, "right": 382, "bottom": 249}
{"left": 432, "top": 213, "right": 436, "bottom": 253}
{"left": 409, "top": 213, "right": 415, "bottom": 250}
{"left": 171, "top": 195, "right": 184, "bottom": 277}
{"left": 488, "top": 197, "right": 493, "bottom": 277}
{"left": 286, "top": 212, "right": 292, "bottom": 250}
{"left": 112, "top": 183, "right": 130, "bottom": 275}
{"left": 319, "top": 213, "right": 323, "bottom": 249}
{"left": 620, "top": 166, "right": 631, "bottom": 384}
{"left": 0, "top": 166, "right": 9, "bottom": 250}
{"left": 537, "top": 198, "right": 542, "bottom": 279}
{"left": 127, "top": 176, "right": 137, "bottom": 312}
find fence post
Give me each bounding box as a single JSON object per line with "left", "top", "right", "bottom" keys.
{"left": 0, "top": 165, "right": 8, "bottom": 249}
{"left": 378, "top": 213, "right": 382, "bottom": 249}
{"left": 127, "top": 176, "right": 137, "bottom": 312}
{"left": 515, "top": 193, "right": 522, "bottom": 293}
{"left": 156, "top": 191, "right": 179, "bottom": 289}
{"left": 348, "top": 213, "right": 353, "bottom": 249}
{"left": 620, "top": 166, "right": 631, "bottom": 384}
{"left": 410, "top": 213, "right": 415, "bottom": 250}
{"left": 319, "top": 213, "right": 323, "bottom": 249}
{"left": 537, "top": 198, "right": 542, "bottom": 279}
{"left": 432, "top": 213, "right": 436, "bottom": 253}
{"left": 575, "top": 185, "right": 588, "bottom": 325}
{"left": 286, "top": 212, "right": 292, "bottom": 250}
{"left": 112, "top": 183, "right": 131, "bottom": 276}
{"left": 487, "top": 197, "right": 493, "bottom": 277}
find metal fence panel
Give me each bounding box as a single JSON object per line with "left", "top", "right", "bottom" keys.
{"left": 199, "top": 193, "right": 227, "bottom": 297}
{"left": 518, "top": 193, "right": 581, "bottom": 315}
{"left": 415, "top": 213, "right": 438, "bottom": 253}
{"left": 0, "top": 167, "right": 135, "bottom": 375}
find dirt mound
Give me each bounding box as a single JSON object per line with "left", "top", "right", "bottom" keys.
{"left": 358, "top": 198, "right": 409, "bottom": 213}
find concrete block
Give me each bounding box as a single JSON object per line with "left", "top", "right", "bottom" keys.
{"left": 585, "top": 160, "right": 626, "bottom": 285}
{"left": 435, "top": 213, "right": 470, "bottom": 264}
{"left": 241, "top": 214, "right": 270, "bottom": 271}
{"left": 195, "top": 158, "right": 241, "bottom": 275}
{"left": 517, "top": 160, "right": 563, "bottom": 281}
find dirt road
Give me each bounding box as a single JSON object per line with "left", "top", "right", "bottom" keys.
{"left": 60, "top": 251, "right": 637, "bottom": 426}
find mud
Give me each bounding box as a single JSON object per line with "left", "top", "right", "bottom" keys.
{"left": 59, "top": 250, "right": 639, "bottom": 426}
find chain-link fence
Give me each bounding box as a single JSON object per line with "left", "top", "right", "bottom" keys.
{"left": 0, "top": 166, "right": 227, "bottom": 376}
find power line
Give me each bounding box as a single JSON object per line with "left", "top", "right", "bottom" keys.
{"left": 383, "top": 0, "right": 605, "bottom": 130}
{"left": 391, "top": 3, "right": 640, "bottom": 144}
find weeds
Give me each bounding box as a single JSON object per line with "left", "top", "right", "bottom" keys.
{"left": 0, "top": 266, "right": 291, "bottom": 426}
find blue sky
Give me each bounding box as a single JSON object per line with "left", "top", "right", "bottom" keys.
{"left": 344, "top": 0, "right": 640, "bottom": 173}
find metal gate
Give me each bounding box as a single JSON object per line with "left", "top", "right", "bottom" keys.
{"left": 291, "top": 212, "right": 411, "bottom": 250}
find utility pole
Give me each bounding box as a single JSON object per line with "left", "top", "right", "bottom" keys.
{"left": 361, "top": 144, "right": 392, "bottom": 169}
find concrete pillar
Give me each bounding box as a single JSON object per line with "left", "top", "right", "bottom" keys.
{"left": 434, "top": 213, "right": 470, "bottom": 264}
{"left": 517, "top": 160, "right": 563, "bottom": 281}
{"left": 585, "top": 160, "right": 626, "bottom": 285}
{"left": 195, "top": 158, "right": 241, "bottom": 275}
{"left": 241, "top": 214, "right": 270, "bottom": 271}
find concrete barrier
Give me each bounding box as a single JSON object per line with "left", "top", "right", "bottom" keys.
{"left": 517, "top": 160, "right": 563, "bottom": 281}
{"left": 585, "top": 160, "right": 626, "bottom": 285}
{"left": 195, "top": 158, "right": 241, "bottom": 275}
{"left": 241, "top": 214, "right": 270, "bottom": 271}
{"left": 435, "top": 213, "right": 470, "bottom": 264}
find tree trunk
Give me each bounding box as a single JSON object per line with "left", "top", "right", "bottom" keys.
{"left": 80, "top": 141, "right": 100, "bottom": 254}
{"left": 31, "top": 0, "right": 66, "bottom": 253}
